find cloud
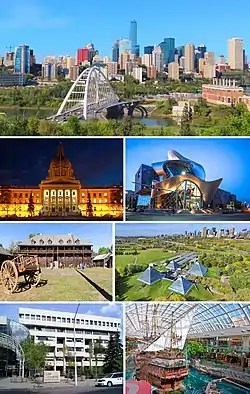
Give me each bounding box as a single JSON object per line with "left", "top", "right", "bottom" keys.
{"left": 85, "top": 309, "right": 95, "bottom": 315}
{"left": 100, "top": 303, "right": 122, "bottom": 317}
{"left": 1, "top": 3, "right": 73, "bottom": 30}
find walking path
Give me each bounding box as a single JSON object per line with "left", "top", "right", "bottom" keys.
{"left": 0, "top": 377, "right": 97, "bottom": 391}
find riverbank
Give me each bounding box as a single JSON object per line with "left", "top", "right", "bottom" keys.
{"left": 0, "top": 105, "right": 53, "bottom": 111}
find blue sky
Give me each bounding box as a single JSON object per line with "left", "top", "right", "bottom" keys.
{"left": 0, "top": 0, "right": 249, "bottom": 62}
{"left": 126, "top": 138, "right": 250, "bottom": 203}
{"left": 116, "top": 223, "right": 249, "bottom": 236}
{"left": 0, "top": 223, "right": 112, "bottom": 252}
{"left": 0, "top": 303, "right": 123, "bottom": 323}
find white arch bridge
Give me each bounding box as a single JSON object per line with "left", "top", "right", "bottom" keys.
{"left": 47, "top": 66, "right": 147, "bottom": 123}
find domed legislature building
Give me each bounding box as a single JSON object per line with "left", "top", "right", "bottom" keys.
{"left": 0, "top": 143, "right": 123, "bottom": 219}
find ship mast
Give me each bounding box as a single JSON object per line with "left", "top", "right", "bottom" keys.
{"left": 170, "top": 312, "right": 174, "bottom": 357}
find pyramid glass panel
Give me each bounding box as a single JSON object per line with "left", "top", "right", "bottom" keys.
{"left": 137, "top": 266, "right": 162, "bottom": 285}
{"left": 187, "top": 261, "right": 208, "bottom": 277}
{"left": 168, "top": 276, "right": 193, "bottom": 295}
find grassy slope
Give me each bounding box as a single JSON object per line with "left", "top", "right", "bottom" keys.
{"left": 1, "top": 267, "right": 112, "bottom": 302}
{"left": 115, "top": 248, "right": 177, "bottom": 272}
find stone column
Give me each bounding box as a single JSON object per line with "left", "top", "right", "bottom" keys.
{"left": 48, "top": 189, "right": 51, "bottom": 212}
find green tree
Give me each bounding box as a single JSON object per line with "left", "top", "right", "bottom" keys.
{"left": 29, "top": 233, "right": 41, "bottom": 239}
{"left": 86, "top": 191, "right": 94, "bottom": 217}
{"left": 93, "top": 338, "right": 105, "bottom": 380}
{"left": 229, "top": 272, "right": 250, "bottom": 291}
{"left": 21, "top": 337, "right": 48, "bottom": 374}
{"left": 180, "top": 103, "right": 193, "bottom": 135}
{"left": 194, "top": 98, "right": 211, "bottom": 116}
{"left": 103, "top": 332, "right": 123, "bottom": 374}
{"left": 27, "top": 116, "right": 40, "bottom": 134}
{"left": 186, "top": 341, "right": 206, "bottom": 358}
{"left": 64, "top": 116, "right": 82, "bottom": 135}
{"left": 27, "top": 193, "right": 35, "bottom": 216}
{"left": 98, "top": 247, "right": 110, "bottom": 254}
{"left": 88, "top": 341, "right": 93, "bottom": 376}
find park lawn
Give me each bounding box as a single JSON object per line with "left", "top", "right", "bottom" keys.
{"left": 0, "top": 267, "right": 112, "bottom": 302}
{"left": 207, "top": 267, "right": 219, "bottom": 278}
{"left": 82, "top": 268, "right": 112, "bottom": 295}
{"left": 186, "top": 284, "right": 218, "bottom": 301}
{"left": 115, "top": 248, "right": 177, "bottom": 272}
{"left": 119, "top": 272, "right": 172, "bottom": 301}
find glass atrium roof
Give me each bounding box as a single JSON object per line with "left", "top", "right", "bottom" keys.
{"left": 126, "top": 303, "right": 250, "bottom": 339}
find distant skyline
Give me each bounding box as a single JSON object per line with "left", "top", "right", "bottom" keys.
{"left": 0, "top": 0, "right": 249, "bottom": 61}
{"left": 116, "top": 223, "right": 249, "bottom": 237}
{"left": 0, "top": 223, "right": 112, "bottom": 252}
{"left": 0, "top": 303, "right": 123, "bottom": 323}
{"left": 0, "top": 139, "right": 123, "bottom": 187}
{"left": 126, "top": 138, "right": 250, "bottom": 203}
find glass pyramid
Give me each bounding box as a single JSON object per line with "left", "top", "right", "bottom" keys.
{"left": 166, "top": 261, "right": 180, "bottom": 270}
{"left": 137, "top": 266, "right": 162, "bottom": 285}
{"left": 188, "top": 261, "right": 208, "bottom": 277}
{"left": 168, "top": 275, "right": 194, "bottom": 295}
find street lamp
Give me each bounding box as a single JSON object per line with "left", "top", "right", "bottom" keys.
{"left": 73, "top": 303, "right": 80, "bottom": 386}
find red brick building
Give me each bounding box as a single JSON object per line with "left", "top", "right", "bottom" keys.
{"left": 202, "top": 78, "right": 250, "bottom": 109}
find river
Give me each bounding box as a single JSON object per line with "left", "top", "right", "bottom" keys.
{"left": 0, "top": 108, "right": 55, "bottom": 118}
{"left": 139, "top": 117, "right": 173, "bottom": 127}
{"left": 0, "top": 107, "right": 172, "bottom": 127}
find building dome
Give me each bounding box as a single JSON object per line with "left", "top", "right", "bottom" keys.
{"left": 47, "top": 143, "right": 75, "bottom": 179}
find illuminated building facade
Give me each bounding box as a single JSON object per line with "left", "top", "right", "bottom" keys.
{"left": 0, "top": 144, "right": 123, "bottom": 219}
{"left": 134, "top": 150, "right": 237, "bottom": 210}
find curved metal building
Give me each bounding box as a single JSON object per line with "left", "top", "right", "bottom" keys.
{"left": 135, "top": 150, "right": 223, "bottom": 210}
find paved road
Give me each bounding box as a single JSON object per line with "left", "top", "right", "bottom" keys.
{"left": 126, "top": 212, "right": 250, "bottom": 221}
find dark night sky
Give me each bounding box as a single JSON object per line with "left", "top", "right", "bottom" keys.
{"left": 0, "top": 138, "right": 123, "bottom": 187}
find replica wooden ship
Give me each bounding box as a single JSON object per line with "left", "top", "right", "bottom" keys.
{"left": 134, "top": 314, "right": 189, "bottom": 392}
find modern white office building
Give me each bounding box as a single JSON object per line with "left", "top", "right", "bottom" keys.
{"left": 19, "top": 307, "right": 121, "bottom": 374}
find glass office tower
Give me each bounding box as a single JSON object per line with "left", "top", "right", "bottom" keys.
{"left": 130, "top": 20, "right": 138, "bottom": 55}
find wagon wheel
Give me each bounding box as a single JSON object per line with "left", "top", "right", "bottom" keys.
{"left": 24, "top": 269, "right": 41, "bottom": 287}
{"left": 1, "top": 260, "right": 18, "bottom": 294}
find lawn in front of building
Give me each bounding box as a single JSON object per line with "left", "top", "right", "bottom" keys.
{"left": 0, "top": 267, "right": 112, "bottom": 302}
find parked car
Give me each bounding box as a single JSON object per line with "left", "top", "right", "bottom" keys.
{"left": 96, "top": 372, "right": 123, "bottom": 387}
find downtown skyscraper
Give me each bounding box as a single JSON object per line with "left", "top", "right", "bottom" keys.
{"left": 14, "top": 44, "right": 30, "bottom": 73}
{"left": 130, "top": 20, "right": 140, "bottom": 57}
{"left": 159, "top": 38, "right": 175, "bottom": 65}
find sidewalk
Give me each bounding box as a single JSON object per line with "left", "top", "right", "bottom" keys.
{"left": 0, "top": 377, "right": 97, "bottom": 391}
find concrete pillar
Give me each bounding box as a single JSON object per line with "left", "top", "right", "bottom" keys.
{"left": 233, "top": 79, "right": 236, "bottom": 88}
{"left": 228, "top": 79, "right": 231, "bottom": 87}
{"left": 49, "top": 189, "right": 51, "bottom": 212}
{"left": 222, "top": 79, "right": 225, "bottom": 86}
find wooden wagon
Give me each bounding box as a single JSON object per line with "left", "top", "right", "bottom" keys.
{"left": 0, "top": 255, "right": 41, "bottom": 294}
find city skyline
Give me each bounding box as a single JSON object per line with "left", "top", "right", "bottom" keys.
{"left": 0, "top": 223, "right": 112, "bottom": 251}
{"left": 126, "top": 138, "right": 250, "bottom": 203}
{"left": 116, "top": 223, "right": 248, "bottom": 237}
{"left": 0, "top": 0, "right": 249, "bottom": 61}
